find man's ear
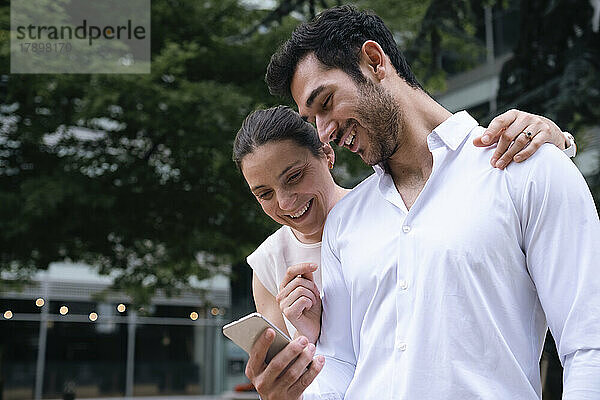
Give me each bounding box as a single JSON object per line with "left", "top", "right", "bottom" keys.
{"left": 322, "top": 143, "right": 335, "bottom": 167}
{"left": 360, "top": 40, "right": 387, "bottom": 81}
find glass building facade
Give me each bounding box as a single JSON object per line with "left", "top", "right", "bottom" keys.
{"left": 0, "top": 263, "right": 249, "bottom": 399}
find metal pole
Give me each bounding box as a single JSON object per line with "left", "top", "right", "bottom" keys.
{"left": 193, "top": 323, "right": 204, "bottom": 393}
{"left": 125, "top": 311, "right": 137, "bottom": 398}
{"left": 484, "top": 5, "right": 498, "bottom": 112}
{"left": 204, "top": 324, "right": 213, "bottom": 394}
{"left": 34, "top": 282, "right": 49, "bottom": 400}
{"left": 484, "top": 6, "right": 495, "bottom": 65}
{"left": 214, "top": 315, "right": 224, "bottom": 394}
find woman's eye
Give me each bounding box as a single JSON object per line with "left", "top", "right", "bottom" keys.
{"left": 288, "top": 171, "right": 302, "bottom": 183}
{"left": 258, "top": 191, "right": 272, "bottom": 200}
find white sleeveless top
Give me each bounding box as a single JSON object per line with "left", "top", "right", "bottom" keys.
{"left": 247, "top": 225, "right": 322, "bottom": 338}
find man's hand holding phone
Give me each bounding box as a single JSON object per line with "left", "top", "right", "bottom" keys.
{"left": 277, "top": 263, "right": 322, "bottom": 344}
{"left": 245, "top": 329, "right": 325, "bottom": 400}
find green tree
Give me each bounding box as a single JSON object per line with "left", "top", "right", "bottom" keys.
{"left": 494, "top": 0, "right": 600, "bottom": 207}
{"left": 0, "top": 0, "right": 292, "bottom": 304}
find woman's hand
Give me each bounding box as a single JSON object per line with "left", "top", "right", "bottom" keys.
{"left": 277, "top": 263, "right": 322, "bottom": 344}
{"left": 473, "top": 109, "right": 568, "bottom": 169}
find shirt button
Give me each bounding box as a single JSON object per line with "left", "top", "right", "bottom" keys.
{"left": 399, "top": 280, "right": 408, "bottom": 290}
{"left": 398, "top": 342, "right": 407, "bottom": 351}
{"left": 402, "top": 225, "right": 411, "bottom": 233}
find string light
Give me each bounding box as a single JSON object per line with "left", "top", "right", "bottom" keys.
{"left": 117, "top": 303, "right": 126, "bottom": 313}
{"left": 89, "top": 312, "right": 98, "bottom": 321}
{"left": 35, "top": 298, "right": 45, "bottom": 307}
{"left": 59, "top": 306, "right": 69, "bottom": 315}
{"left": 190, "top": 311, "right": 198, "bottom": 321}
{"left": 210, "top": 307, "right": 219, "bottom": 316}
{"left": 3, "top": 310, "right": 13, "bottom": 319}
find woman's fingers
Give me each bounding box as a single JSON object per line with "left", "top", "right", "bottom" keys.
{"left": 280, "top": 263, "right": 317, "bottom": 292}
{"left": 473, "top": 109, "right": 567, "bottom": 168}
{"left": 473, "top": 109, "right": 519, "bottom": 147}
{"left": 277, "top": 276, "right": 320, "bottom": 305}
{"left": 281, "top": 290, "right": 317, "bottom": 320}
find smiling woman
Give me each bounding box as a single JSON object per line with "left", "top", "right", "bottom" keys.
{"left": 240, "top": 140, "right": 336, "bottom": 243}
{"left": 233, "top": 105, "right": 349, "bottom": 342}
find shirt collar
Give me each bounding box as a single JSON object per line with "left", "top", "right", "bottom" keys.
{"left": 373, "top": 163, "right": 386, "bottom": 176}
{"left": 372, "top": 111, "right": 479, "bottom": 176}
{"left": 428, "top": 110, "right": 478, "bottom": 151}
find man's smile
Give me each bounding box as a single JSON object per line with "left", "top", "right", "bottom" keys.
{"left": 336, "top": 121, "right": 360, "bottom": 152}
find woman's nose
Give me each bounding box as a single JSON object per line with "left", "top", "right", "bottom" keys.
{"left": 277, "top": 190, "right": 297, "bottom": 211}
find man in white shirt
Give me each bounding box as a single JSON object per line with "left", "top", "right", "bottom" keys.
{"left": 246, "top": 5, "right": 600, "bottom": 400}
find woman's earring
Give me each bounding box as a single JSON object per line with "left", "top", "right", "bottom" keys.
{"left": 328, "top": 161, "right": 334, "bottom": 169}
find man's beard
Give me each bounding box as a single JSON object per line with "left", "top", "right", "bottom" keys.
{"left": 354, "top": 79, "right": 402, "bottom": 166}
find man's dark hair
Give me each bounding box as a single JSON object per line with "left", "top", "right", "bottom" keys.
{"left": 266, "top": 5, "right": 422, "bottom": 99}
{"left": 233, "top": 105, "right": 323, "bottom": 170}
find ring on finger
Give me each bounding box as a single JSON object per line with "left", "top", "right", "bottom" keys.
{"left": 521, "top": 130, "right": 534, "bottom": 140}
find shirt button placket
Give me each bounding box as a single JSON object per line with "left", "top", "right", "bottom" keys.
{"left": 396, "top": 278, "right": 409, "bottom": 351}
{"left": 396, "top": 220, "right": 411, "bottom": 356}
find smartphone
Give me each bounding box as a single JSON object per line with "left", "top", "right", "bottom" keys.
{"left": 223, "top": 312, "right": 291, "bottom": 364}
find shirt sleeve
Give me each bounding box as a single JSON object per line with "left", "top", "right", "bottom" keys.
{"left": 247, "top": 243, "right": 279, "bottom": 298}
{"left": 563, "top": 349, "right": 600, "bottom": 399}
{"left": 303, "top": 220, "right": 356, "bottom": 399}
{"left": 518, "top": 146, "right": 600, "bottom": 393}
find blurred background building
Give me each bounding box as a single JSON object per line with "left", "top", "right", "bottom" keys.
{"left": 0, "top": 263, "right": 248, "bottom": 399}
{"left": 435, "top": 2, "right": 599, "bottom": 180}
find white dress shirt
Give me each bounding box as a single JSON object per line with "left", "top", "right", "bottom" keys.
{"left": 304, "top": 111, "right": 600, "bottom": 399}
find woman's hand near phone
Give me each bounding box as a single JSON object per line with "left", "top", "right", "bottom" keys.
{"left": 277, "top": 263, "right": 322, "bottom": 344}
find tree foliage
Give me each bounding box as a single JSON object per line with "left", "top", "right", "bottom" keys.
{"left": 493, "top": 0, "right": 600, "bottom": 206}
{"left": 0, "top": 0, "right": 289, "bottom": 303}
{"left": 1, "top": 0, "right": 598, "bottom": 307}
